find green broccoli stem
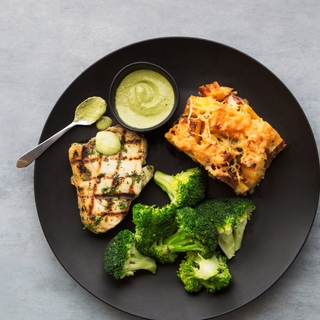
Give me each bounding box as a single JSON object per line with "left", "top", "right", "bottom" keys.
{"left": 123, "top": 245, "right": 157, "bottom": 276}
{"left": 218, "top": 218, "right": 248, "bottom": 259}
{"left": 153, "top": 171, "right": 175, "bottom": 202}
{"left": 218, "top": 233, "right": 235, "bottom": 259}
{"left": 164, "top": 231, "right": 203, "bottom": 253}
{"left": 233, "top": 218, "right": 247, "bottom": 251}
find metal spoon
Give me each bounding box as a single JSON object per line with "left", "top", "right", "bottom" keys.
{"left": 16, "top": 96, "right": 107, "bottom": 168}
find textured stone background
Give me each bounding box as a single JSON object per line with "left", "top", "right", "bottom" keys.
{"left": 1, "top": 1, "right": 319, "bottom": 319}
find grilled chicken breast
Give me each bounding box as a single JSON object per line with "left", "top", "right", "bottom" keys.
{"left": 68, "top": 125, "right": 154, "bottom": 233}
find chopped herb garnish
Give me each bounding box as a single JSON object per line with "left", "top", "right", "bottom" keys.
{"left": 83, "top": 216, "right": 104, "bottom": 231}
{"left": 127, "top": 171, "right": 141, "bottom": 183}
{"left": 118, "top": 201, "right": 128, "bottom": 209}
{"left": 101, "top": 186, "right": 116, "bottom": 196}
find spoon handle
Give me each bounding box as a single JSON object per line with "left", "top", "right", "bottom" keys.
{"left": 16, "top": 122, "right": 77, "bottom": 168}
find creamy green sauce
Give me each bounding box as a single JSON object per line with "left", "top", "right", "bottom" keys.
{"left": 115, "top": 69, "right": 175, "bottom": 129}
{"left": 75, "top": 97, "right": 107, "bottom": 124}
{"left": 96, "top": 131, "right": 121, "bottom": 155}
{"left": 96, "top": 116, "right": 113, "bottom": 131}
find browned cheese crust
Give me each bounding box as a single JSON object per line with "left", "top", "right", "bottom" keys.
{"left": 165, "top": 81, "right": 286, "bottom": 195}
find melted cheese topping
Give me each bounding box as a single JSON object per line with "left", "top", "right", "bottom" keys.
{"left": 165, "top": 82, "right": 285, "bottom": 195}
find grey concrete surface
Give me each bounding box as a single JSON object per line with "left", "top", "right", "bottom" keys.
{"left": 1, "top": 1, "right": 319, "bottom": 319}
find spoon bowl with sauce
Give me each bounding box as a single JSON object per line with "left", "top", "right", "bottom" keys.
{"left": 16, "top": 96, "right": 106, "bottom": 168}
{"left": 109, "top": 62, "right": 179, "bottom": 132}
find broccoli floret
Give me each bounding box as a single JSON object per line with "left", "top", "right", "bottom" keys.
{"left": 104, "top": 229, "right": 157, "bottom": 279}
{"left": 148, "top": 237, "right": 179, "bottom": 264}
{"left": 176, "top": 256, "right": 203, "bottom": 293}
{"left": 132, "top": 203, "right": 179, "bottom": 263}
{"left": 177, "top": 251, "right": 232, "bottom": 293}
{"left": 154, "top": 167, "right": 206, "bottom": 208}
{"left": 163, "top": 207, "right": 218, "bottom": 259}
{"left": 196, "top": 197, "right": 256, "bottom": 259}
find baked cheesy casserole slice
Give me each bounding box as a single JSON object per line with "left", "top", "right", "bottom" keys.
{"left": 165, "top": 82, "right": 286, "bottom": 195}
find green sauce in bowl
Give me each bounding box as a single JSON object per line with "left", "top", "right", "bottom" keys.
{"left": 109, "top": 62, "right": 179, "bottom": 132}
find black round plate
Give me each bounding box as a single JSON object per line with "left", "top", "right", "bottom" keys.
{"left": 34, "top": 37, "right": 320, "bottom": 320}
